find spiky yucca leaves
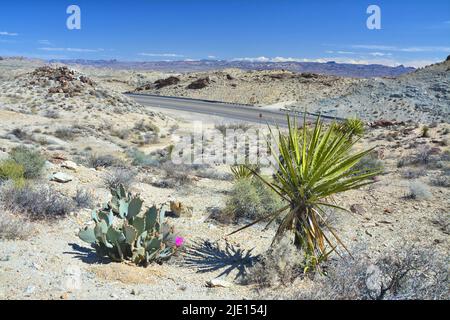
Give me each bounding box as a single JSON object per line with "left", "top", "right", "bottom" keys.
{"left": 333, "top": 118, "right": 365, "bottom": 138}
{"left": 230, "top": 163, "right": 259, "bottom": 180}
{"left": 230, "top": 115, "right": 379, "bottom": 270}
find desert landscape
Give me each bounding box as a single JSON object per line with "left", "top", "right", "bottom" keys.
{"left": 0, "top": 54, "right": 448, "bottom": 300}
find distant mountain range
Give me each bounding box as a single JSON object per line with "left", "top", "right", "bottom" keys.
{"left": 48, "top": 59, "right": 416, "bottom": 78}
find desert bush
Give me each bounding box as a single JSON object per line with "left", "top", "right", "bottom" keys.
{"left": 421, "top": 126, "right": 430, "bottom": 138}
{"left": 43, "top": 109, "right": 60, "bottom": 119}
{"left": 9, "top": 128, "right": 30, "bottom": 140}
{"left": 86, "top": 153, "right": 125, "bottom": 169}
{"left": 133, "top": 119, "right": 160, "bottom": 134}
{"left": 0, "top": 160, "right": 25, "bottom": 186}
{"left": 215, "top": 123, "right": 251, "bottom": 135}
{"left": 1, "top": 182, "right": 75, "bottom": 220}
{"left": 103, "top": 167, "right": 136, "bottom": 190}
{"left": 230, "top": 115, "right": 378, "bottom": 269}
{"left": 244, "top": 237, "right": 305, "bottom": 288}
{"left": 431, "top": 174, "right": 450, "bottom": 187}
{"left": 73, "top": 188, "right": 95, "bottom": 209}
{"left": 223, "top": 178, "right": 282, "bottom": 222}
{"left": 0, "top": 211, "right": 33, "bottom": 240}
{"left": 406, "top": 181, "right": 432, "bottom": 200}
{"left": 352, "top": 153, "right": 384, "bottom": 175}
{"left": 401, "top": 169, "right": 424, "bottom": 180}
{"left": 9, "top": 146, "right": 45, "bottom": 179}
{"left": 54, "top": 127, "right": 76, "bottom": 140}
{"left": 297, "top": 246, "right": 449, "bottom": 300}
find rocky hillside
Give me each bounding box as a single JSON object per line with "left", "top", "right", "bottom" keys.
{"left": 134, "top": 58, "right": 450, "bottom": 123}
{"left": 298, "top": 57, "right": 450, "bottom": 123}
{"left": 0, "top": 65, "right": 148, "bottom": 116}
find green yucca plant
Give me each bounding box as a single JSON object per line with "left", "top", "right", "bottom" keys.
{"left": 333, "top": 118, "right": 365, "bottom": 138}
{"left": 229, "top": 115, "right": 380, "bottom": 270}
{"left": 230, "top": 163, "right": 259, "bottom": 180}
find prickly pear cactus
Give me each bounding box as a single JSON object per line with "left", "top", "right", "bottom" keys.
{"left": 78, "top": 184, "right": 183, "bottom": 265}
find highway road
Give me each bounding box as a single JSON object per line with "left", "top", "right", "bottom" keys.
{"left": 126, "top": 93, "right": 340, "bottom": 126}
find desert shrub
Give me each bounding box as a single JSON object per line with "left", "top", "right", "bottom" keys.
{"left": 1, "top": 182, "right": 75, "bottom": 220}
{"left": 401, "top": 169, "right": 424, "bottom": 180}
{"left": 421, "top": 126, "right": 430, "bottom": 138}
{"left": 111, "top": 128, "right": 130, "bottom": 140}
{"left": 133, "top": 119, "right": 160, "bottom": 134}
{"left": 54, "top": 127, "right": 76, "bottom": 140}
{"left": 352, "top": 153, "right": 384, "bottom": 175}
{"left": 297, "top": 246, "right": 449, "bottom": 300}
{"left": 405, "top": 181, "right": 432, "bottom": 200}
{"left": 0, "top": 160, "right": 25, "bottom": 186}
{"left": 431, "top": 212, "right": 449, "bottom": 235}
{"left": 430, "top": 175, "right": 450, "bottom": 187}
{"left": 214, "top": 123, "right": 251, "bottom": 135}
{"left": 223, "top": 178, "right": 282, "bottom": 222}
{"left": 9, "top": 128, "right": 30, "bottom": 140}
{"left": 128, "top": 147, "right": 172, "bottom": 167}
{"left": 244, "top": 237, "right": 305, "bottom": 288}
{"left": 195, "top": 168, "right": 233, "bottom": 181}
{"left": 86, "top": 153, "right": 125, "bottom": 169}
{"left": 9, "top": 146, "right": 45, "bottom": 179}
{"left": 103, "top": 167, "right": 137, "bottom": 190}
{"left": 73, "top": 188, "right": 95, "bottom": 209}
{"left": 43, "top": 109, "right": 60, "bottom": 119}
{"left": 137, "top": 132, "right": 159, "bottom": 145}
{"left": 0, "top": 211, "right": 33, "bottom": 240}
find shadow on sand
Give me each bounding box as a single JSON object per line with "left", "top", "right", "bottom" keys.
{"left": 182, "top": 240, "right": 258, "bottom": 280}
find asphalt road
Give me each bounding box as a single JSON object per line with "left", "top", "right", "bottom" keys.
{"left": 126, "top": 93, "right": 336, "bottom": 126}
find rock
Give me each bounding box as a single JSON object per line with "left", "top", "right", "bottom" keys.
{"left": 187, "top": 77, "right": 210, "bottom": 90}
{"left": 25, "top": 286, "right": 36, "bottom": 295}
{"left": 169, "top": 201, "right": 193, "bottom": 218}
{"left": 350, "top": 204, "right": 365, "bottom": 215}
{"left": 206, "top": 278, "right": 232, "bottom": 288}
{"left": 383, "top": 208, "right": 393, "bottom": 214}
{"left": 154, "top": 76, "right": 180, "bottom": 89}
{"left": 51, "top": 172, "right": 73, "bottom": 183}
{"left": 61, "top": 160, "right": 78, "bottom": 171}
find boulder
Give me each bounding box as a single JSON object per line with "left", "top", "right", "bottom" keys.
{"left": 187, "top": 77, "right": 210, "bottom": 90}
{"left": 51, "top": 172, "right": 73, "bottom": 183}
{"left": 61, "top": 160, "right": 78, "bottom": 171}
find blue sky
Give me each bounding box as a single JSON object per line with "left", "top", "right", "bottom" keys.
{"left": 1, "top": 0, "right": 449, "bottom": 67}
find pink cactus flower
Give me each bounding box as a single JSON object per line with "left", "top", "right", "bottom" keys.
{"left": 175, "top": 237, "right": 184, "bottom": 248}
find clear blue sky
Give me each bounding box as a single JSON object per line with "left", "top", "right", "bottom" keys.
{"left": 1, "top": 0, "right": 449, "bottom": 67}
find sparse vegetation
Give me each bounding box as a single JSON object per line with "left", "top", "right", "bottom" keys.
{"left": 0, "top": 160, "right": 25, "bottom": 186}
{"left": 406, "top": 181, "right": 432, "bottom": 200}
{"left": 333, "top": 118, "right": 365, "bottom": 138}
{"left": 73, "top": 188, "right": 95, "bottom": 209}
{"left": 103, "top": 167, "right": 137, "bottom": 190}
{"left": 9, "top": 146, "right": 45, "bottom": 179}
{"left": 0, "top": 211, "right": 33, "bottom": 240}
{"left": 297, "top": 246, "right": 449, "bottom": 300}
{"left": 1, "top": 182, "right": 75, "bottom": 220}
{"left": 244, "top": 237, "right": 304, "bottom": 287}
{"left": 421, "top": 125, "right": 430, "bottom": 138}
{"left": 222, "top": 175, "right": 283, "bottom": 223}
{"left": 86, "top": 153, "right": 125, "bottom": 169}
{"left": 215, "top": 123, "right": 251, "bottom": 135}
